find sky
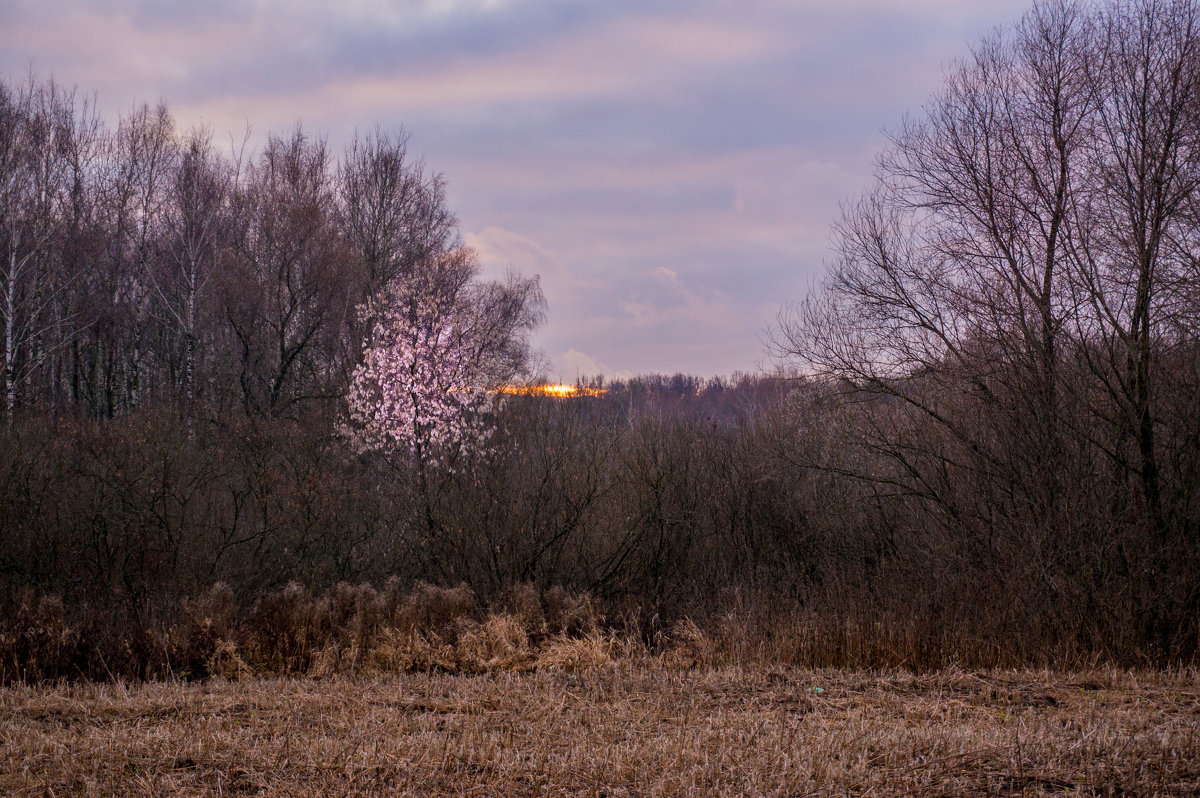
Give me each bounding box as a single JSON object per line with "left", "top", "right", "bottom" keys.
{"left": 0, "top": 0, "right": 1031, "bottom": 381}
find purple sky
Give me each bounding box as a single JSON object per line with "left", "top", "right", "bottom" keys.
{"left": 1, "top": 0, "right": 1030, "bottom": 380}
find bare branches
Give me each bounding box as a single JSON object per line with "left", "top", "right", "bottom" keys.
{"left": 775, "top": 0, "right": 1200, "bottom": 541}
{"left": 0, "top": 72, "right": 93, "bottom": 425}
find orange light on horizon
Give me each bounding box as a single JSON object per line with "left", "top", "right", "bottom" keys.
{"left": 496, "top": 383, "right": 607, "bottom": 398}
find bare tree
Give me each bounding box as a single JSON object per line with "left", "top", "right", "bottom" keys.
{"left": 777, "top": 0, "right": 1101, "bottom": 533}
{"left": 775, "top": 0, "right": 1200, "bottom": 656}
{"left": 152, "top": 127, "right": 230, "bottom": 436}
{"left": 337, "top": 127, "right": 458, "bottom": 300}
{"left": 1069, "top": 0, "right": 1200, "bottom": 534}
{"left": 222, "top": 126, "right": 351, "bottom": 415}
{"left": 83, "top": 101, "right": 177, "bottom": 416}
{"left": 0, "top": 73, "right": 90, "bottom": 426}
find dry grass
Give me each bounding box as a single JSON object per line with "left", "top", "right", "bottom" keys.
{"left": 2, "top": 666, "right": 1197, "bottom": 796}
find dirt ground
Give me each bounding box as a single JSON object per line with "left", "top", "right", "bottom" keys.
{"left": 2, "top": 666, "right": 1198, "bottom": 796}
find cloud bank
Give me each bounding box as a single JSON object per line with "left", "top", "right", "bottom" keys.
{"left": 1, "top": 0, "right": 1030, "bottom": 378}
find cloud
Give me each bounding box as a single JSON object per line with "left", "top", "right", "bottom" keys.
{"left": 558, "top": 349, "right": 633, "bottom": 382}
{"left": 184, "top": 11, "right": 780, "bottom": 135}
{"left": 449, "top": 148, "right": 887, "bottom": 377}
{"left": 0, "top": 0, "right": 1033, "bottom": 377}
{"left": 464, "top": 224, "right": 597, "bottom": 305}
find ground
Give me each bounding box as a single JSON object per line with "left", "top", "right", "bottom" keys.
{"left": 3, "top": 666, "right": 1198, "bottom": 796}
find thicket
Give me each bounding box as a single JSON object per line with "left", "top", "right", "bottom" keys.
{"left": 2, "top": 370, "right": 1196, "bottom": 680}
{"left": 4, "top": 0, "right": 1200, "bottom": 681}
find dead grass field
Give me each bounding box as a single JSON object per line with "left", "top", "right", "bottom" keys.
{"left": 2, "top": 666, "right": 1198, "bottom": 797}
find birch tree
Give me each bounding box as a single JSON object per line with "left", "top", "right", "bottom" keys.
{"left": 0, "top": 74, "right": 81, "bottom": 426}
{"left": 153, "top": 128, "right": 230, "bottom": 436}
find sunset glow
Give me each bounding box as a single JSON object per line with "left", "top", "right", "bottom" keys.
{"left": 498, "top": 384, "right": 607, "bottom": 398}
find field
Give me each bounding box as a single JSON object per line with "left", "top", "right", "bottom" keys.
{"left": 3, "top": 666, "right": 1198, "bottom": 796}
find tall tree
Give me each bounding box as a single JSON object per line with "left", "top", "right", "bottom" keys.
{"left": 84, "top": 101, "right": 176, "bottom": 417}
{"left": 222, "top": 126, "right": 350, "bottom": 416}
{"left": 1070, "top": 0, "right": 1200, "bottom": 534}
{"left": 0, "top": 74, "right": 86, "bottom": 426}
{"left": 344, "top": 246, "right": 544, "bottom": 537}
{"left": 151, "top": 128, "right": 231, "bottom": 436}
{"left": 337, "top": 128, "right": 458, "bottom": 300}
{"left": 778, "top": 0, "right": 1101, "bottom": 533}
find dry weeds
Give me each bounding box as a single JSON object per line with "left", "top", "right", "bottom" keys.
{"left": 2, "top": 666, "right": 1197, "bottom": 796}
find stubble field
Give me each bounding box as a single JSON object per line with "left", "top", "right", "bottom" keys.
{"left": 3, "top": 666, "right": 1198, "bottom": 796}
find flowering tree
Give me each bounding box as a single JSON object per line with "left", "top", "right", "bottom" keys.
{"left": 345, "top": 286, "right": 494, "bottom": 468}
{"left": 344, "top": 247, "right": 544, "bottom": 470}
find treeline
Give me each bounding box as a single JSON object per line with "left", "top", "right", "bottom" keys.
{"left": 1, "top": 70, "right": 464, "bottom": 426}
{"left": 0, "top": 376, "right": 802, "bottom": 635}
{"left": 4, "top": 366, "right": 1194, "bottom": 679}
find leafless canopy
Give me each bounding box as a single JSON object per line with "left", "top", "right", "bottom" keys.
{"left": 776, "top": 0, "right": 1200, "bottom": 549}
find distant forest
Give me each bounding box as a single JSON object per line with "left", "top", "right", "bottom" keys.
{"left": 3, "top": 0, "right": 1200, "bottom": 680}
